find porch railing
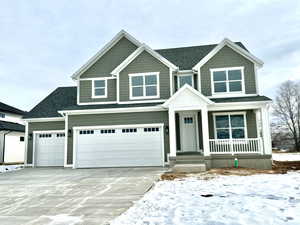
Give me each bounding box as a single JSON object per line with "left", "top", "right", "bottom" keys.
{"left": 209, "top": 138, "right": 263, "bottom": 154}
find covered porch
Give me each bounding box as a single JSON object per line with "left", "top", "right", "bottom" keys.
{"left": 163, "top": 85, "right": 272, "bottom": 161}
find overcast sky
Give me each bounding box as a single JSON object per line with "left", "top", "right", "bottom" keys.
{"left": 0, "top": 0, "right": 299, "bottom": 111}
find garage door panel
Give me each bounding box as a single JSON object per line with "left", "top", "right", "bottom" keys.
{"left": 35, "top": 132, "right": 65, "bottom": 167}
{"left": 76, "top": 126, "right": 163, "bottom": 168}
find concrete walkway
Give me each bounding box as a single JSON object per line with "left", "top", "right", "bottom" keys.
{"left": 0, "top": 167, "right": 164, "bottom": 225}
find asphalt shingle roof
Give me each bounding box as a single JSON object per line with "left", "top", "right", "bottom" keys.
{"left": 156, "top": 42, "right": 247, "bottom": 70}
{"left": 0, "top": 121, "right": 25, "bottom": 132}
{"left": 0, "top": 102, "right": 24, "bottom": 115}
{"left": 24, "top": 86, "right": 272, "bottom": 119}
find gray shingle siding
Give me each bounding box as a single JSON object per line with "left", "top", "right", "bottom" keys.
{"left": 200, "top": 46, "right": 257, "bottom": 96}
{"left": 119, "top": 51, "right": 170, "bottom": 102}
{"left": 67, "top": 111, "right": 169, "bottom": 164}
{"left": 79, "top": 79, "right": 117, "bottom": 103}
{"left": 80, "top": 37, "right": 138, "bottom": 78}
{"left": 27, "top": 121, "right": 65, "bottom": 164}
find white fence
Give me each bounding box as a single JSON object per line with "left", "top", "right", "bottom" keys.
{"left": 209, "top": 138, "right": 263, "bottom": 154}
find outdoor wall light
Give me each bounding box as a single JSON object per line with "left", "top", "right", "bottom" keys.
{"left": 165, "top": 126, "right": 169, "bottom": 135}
{"left": 68, "top": 129, "right": 72, "bottom": 137}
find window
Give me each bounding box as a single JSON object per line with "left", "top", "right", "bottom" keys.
{"left": 20, "top": 136, "right": 24, "bottom": 142}
{"left": 92, "top": 79, "right": 107, "bottom": 98}
{"left": 100, "top": 129, "right": 115, "bottom": 134}
{"left": 184, "top": 117, "right": 193, "bottom": 124}
{"left": 211, "top": 67, "right": 244, "bottom": 95}
{"left": 39, "top": 134, "right": 52, "bottom": 138}
{"left": 214, "top": 113, "right": 247, "bottom": 139}
{"left": 122, "top": 128, "right": 137, "bottom": 133}
{"left": 0, "top": 113, "right": 5, "bottom": 118}
{"left": 79, "top": 130, "right": 94, "bottom": 135}
{"left": 144, "top": 127, "right": 159, "bottom": 132}
{"left": 129, "top": 72, "right": 159, "bottom": 99}
{"left": 56, "top": 133, "right": 65, "bottom": 138}
{"left": 178, "top": 75, "right": 193, "bottom": 89}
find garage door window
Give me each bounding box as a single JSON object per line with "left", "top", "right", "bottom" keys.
{"left": 56, "top": 133, "right": 65, "bottom": 138}
{"left": 100, "top": 129, "right": 115, "bottom": 134}
{"left": 79, "top": 130, "right": 94, "bottom": 135}
{"left": 122, "top": 128, "right": 137, "bottom": 133}
{"left": 39, "top": 134, "right": 52, "bottom": 138}
{"left": 144, "top": 127, "right": 160, "bottom": 132}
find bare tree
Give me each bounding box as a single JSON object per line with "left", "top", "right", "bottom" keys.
{"left": 273, "top": 80, "right": 300, "bottom": 151}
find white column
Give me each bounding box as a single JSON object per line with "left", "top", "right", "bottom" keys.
{"left": 261, "top": 105, "right": 272, "bottom": 155}
{"left": 168, "top": 108, "right": 177, "bottom": 157}
{"left": 201, "top": 107, "right": 210, "bottom": 156}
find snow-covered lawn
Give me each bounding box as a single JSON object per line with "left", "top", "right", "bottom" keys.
{"left": 0, "top": 164, "right": 23, "bottom": 173}
{"left": 273, "top": 153, "right": 300, "bottom": 161}
{"left": 111, "top": 172, "right": 300, "bottom": 225}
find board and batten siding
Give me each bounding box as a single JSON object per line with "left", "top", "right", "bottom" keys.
{"left": 79, "top": 79, "right": 117, "bottom": 103}
{"left": 80, "top": 37, "right": 138, "bottom": 78}
{"left": 67, "top": 111, "right": 169, "bottom": 165}
{"left": 200, "top": 46, "right": 257, "bottom": 96}
{"left": 26, "top": 121, "right": 65, "bottom": 164}
{"left": 208, "top": 110, "right": 258, "bottom": 139}
{"left": 119, "top": 51, "right": 171, "bottom": 102}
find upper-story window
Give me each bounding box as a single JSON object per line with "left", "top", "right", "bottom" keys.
{"left": 129, "top": 72, "right": 159, "bottom": 99}
{"left": 0, "top": 113, "right": 5, "bottom": 118}
{"left": 178, "top": 74, "right": 194, "bottom": 89}
{"left": 211, "top": 67, "right": 244, "bottom": 95}
{"left": 92, "top": 79, "right": 107, "bottom": 98}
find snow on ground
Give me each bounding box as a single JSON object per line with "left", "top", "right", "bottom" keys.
{"left": 0, "top": 164, "right": 23, "bottom": 173}
{"left": 111, "top": 172, "right": 300, "bottom": 225}
{"left": 43, "top": 214, "right": 83, "bottom": 225}
{"left": 273, "top": 153, "right": 300, "bottom": 161}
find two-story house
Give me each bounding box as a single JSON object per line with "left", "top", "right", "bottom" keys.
{"left": 23, "top": 30, "right": 272, "bottom": 169}
{"left": 0, "top": 101, "right": 25, "bottom": 164}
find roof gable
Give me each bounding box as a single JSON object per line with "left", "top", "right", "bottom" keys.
{"left": 192, "top": 38, "right": 263, "bottom": 70}
{"left": 71, "top": 30, "right": 142, "bottom": 80}
{"left": 111, "top": 44, "right": 178, "bottom": 75}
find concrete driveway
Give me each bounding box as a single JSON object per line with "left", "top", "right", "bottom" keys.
{"left": 0, "top": 167, "right": 164, "bottom": 225}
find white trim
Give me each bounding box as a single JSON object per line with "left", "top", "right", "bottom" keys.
{"left": 168, "top": 109, "right": 177, "bottom": 157}
{"left": 32, "top": 130, "right": 65, "bottom": 167}
{"left": 111, "top": 44, "right": 178, "bottom": 76}
{"left": 177, "top": 73, "right": 194, "bottom": 89}
{"left": 212, "top": 111, "right": 248, "bottom": 139}
{"left": 118, "top": 99, "right": 167, "bottom": 104}
{"left": 254, "top": 65, "right": 259, "bottom": 94}
{"left": 64, "top": 114, "right": 68, "bottom": 167}
{"left": 80, "top": 77, "right": 116, "bottom": 81}
{"left": 117, "top": 72, "right": 120, "bottom": 102}
{"left": 198, "top": 69, "right": 201, "bottom": 92}
{"left": 169, "top": 68, "right": 173, "bottom": 96}
{"left": 192, "top": 38, "right": 264, "bottom": 70}
{"left": 58, "top": 106, "right": 166, "bottom": 115}
{"left": 71, "top": 30, "right": 142, "bottom": 80}
{"left": 24, "top": 121, "right": 28, "bottom": 166}
{"left": 163, "top": 84, "right": 214, "bottom": 108}
{"left": 72, "top": 123, "right": 165, "bottom": 168}
{"left": 77, "top": 101, "right": 118, "bottom": 106}
{"left": 208, "top": 94, "right": 258, "bottom": 99}
{"left": 91, "top": 78, "right": 107, "bottom": 99}
{"left": 73, "top": 123, "right": 164, "bottom": 130}
{"left": 209, "top": 100, "right": 271, "bottom": 111}
{"left": 77, "top": 80, "right": 80, "bottom": 105}
{"left": 24, "top": 117, "right": 65, "bottom": 122}
{"left": 129, "top": 72, "right": 160, "bottom": 100}
{"left": 210, "top": 66, "right": 245, "bottom": 97}
{"left": 177, "top": 70, "right": 194, "bottom": 74}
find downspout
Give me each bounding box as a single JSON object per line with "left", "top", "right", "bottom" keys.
{"left": 2, "top": 131, "right": 12, "bottom": 163}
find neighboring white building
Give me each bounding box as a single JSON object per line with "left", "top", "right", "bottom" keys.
{"left": 0, "top": 101, "right": 25, "bottom": 164}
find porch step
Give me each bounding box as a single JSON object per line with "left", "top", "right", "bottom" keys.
{"left": 172, "top": 164, "right": 206, "bottom": 173}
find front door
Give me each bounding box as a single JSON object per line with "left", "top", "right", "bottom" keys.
{"left": 180, "top": 112, "right": 198, "bottom": 152}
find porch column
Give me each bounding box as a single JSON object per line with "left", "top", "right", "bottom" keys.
{"left": 168, "top": 108, "right": 177, "bottom": 157}
{"left": 201, "top": 107, "right": 210, "bottom": 156}
{"left": 260, "top": 105, "right": 272, "bottom": 155}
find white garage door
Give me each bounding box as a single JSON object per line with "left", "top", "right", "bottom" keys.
{"left": 75, "top": 125, "right": 164, "bottom": 168}
{"left": 35, "top": 132, "right": 65, "bottom": 166}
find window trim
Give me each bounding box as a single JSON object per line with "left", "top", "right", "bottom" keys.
{"left": 177, "top": 74, "right": 194, "bottom": 89}
{"left": 213, "top": 111, "right": 248, "bottom": 139}
{"left": 129, "top": 72, "right": 160, "bottom": 100}
{"left": 0, "top": 112, "right": 5, "bottom": 118}
{"left": 91, "top": 78, "right": 107, "bottom": 99}
{"left": 210, "top": 67, "right": 245, "bottom": 96}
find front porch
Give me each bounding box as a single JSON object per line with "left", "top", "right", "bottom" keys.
{"left": 163, "top": 85, "right": 272, "bottom": 169}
